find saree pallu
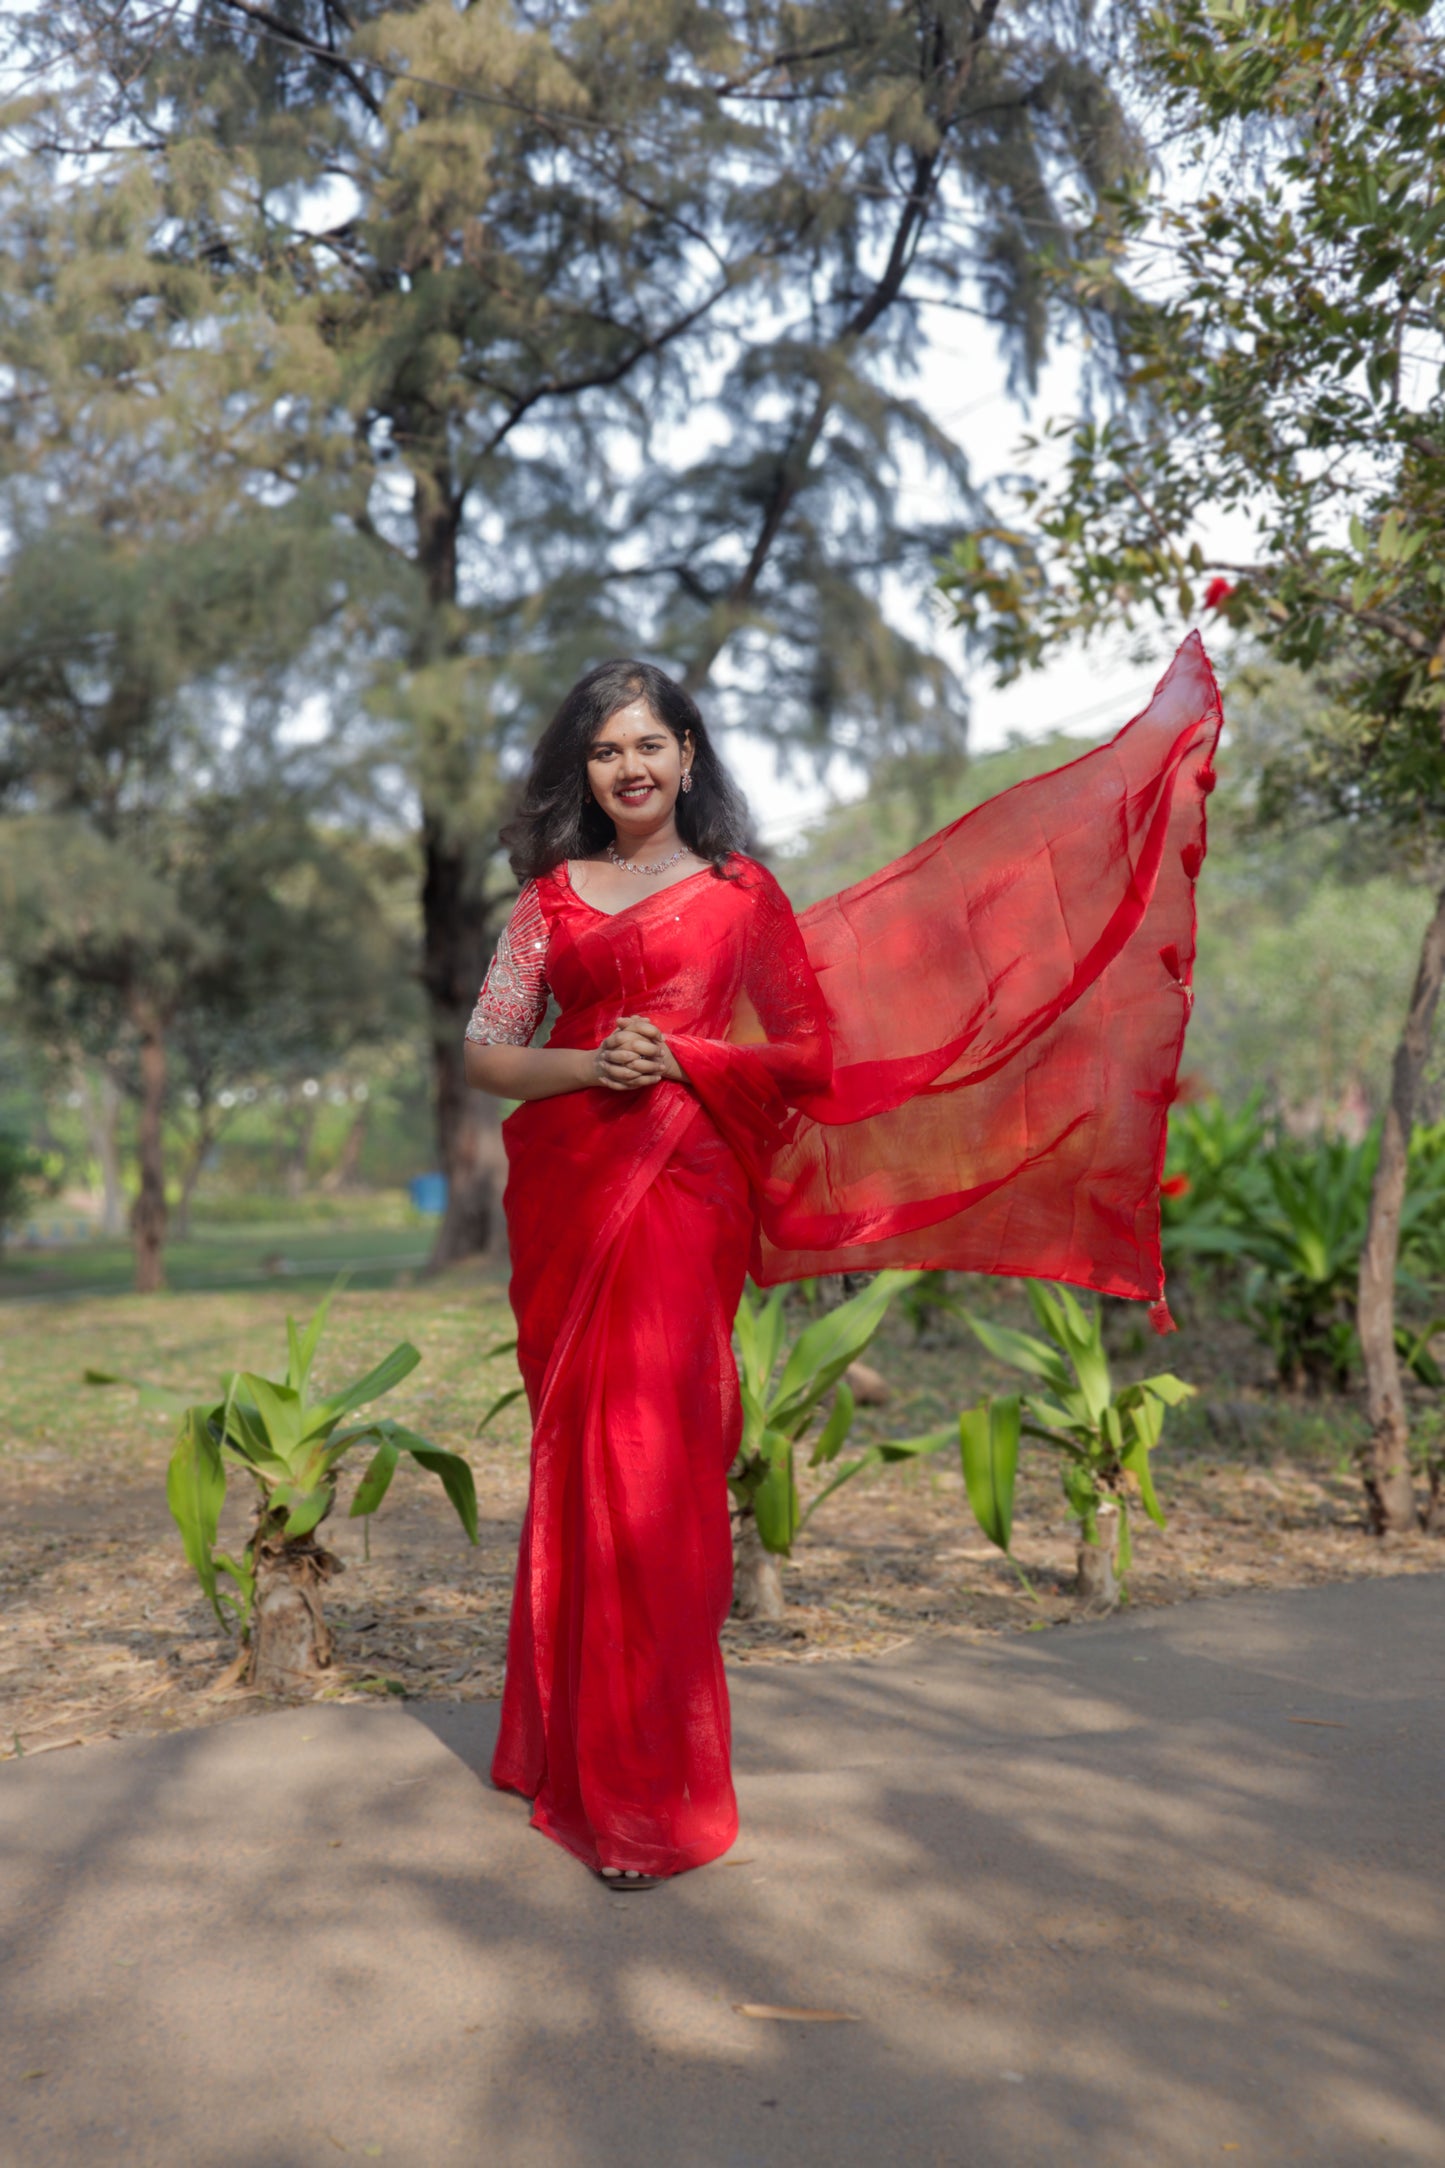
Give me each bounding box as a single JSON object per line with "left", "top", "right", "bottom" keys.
{"left": 491, "top": 633, "right": 1223, "bottom": 1876}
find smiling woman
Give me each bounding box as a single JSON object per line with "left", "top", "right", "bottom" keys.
{"left": 464, "top": 662, "right": 825, "bottom": 1887}
{"left": 463, "top": 640, "right": 1223, "bottom": 1891}
{"left": 463, "top": 661, "right": 755, "bottom": 1112}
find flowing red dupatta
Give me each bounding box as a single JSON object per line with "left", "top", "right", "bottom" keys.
{"left": 680, "top": 630, "right": 1224, "bottom": 1320}
{"left": 491, "top": 632, "right": 1221, "bottom": 1879}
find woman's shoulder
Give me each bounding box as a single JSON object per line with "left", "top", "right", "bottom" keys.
{"left": 724, "top": 853, "right": 796, "bottom": 912}
{"left": 526, "top": 863, "right": 574, "bottom": 910}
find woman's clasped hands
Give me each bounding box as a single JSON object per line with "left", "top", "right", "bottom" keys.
{"left": 594, "top": 1015, "right": 685, "bottom": 1092}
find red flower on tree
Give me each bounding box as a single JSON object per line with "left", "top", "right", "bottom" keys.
{"left": 1160, "top": 1173, "right": 1191, "bottom": 1198}
{"left": 1203, "top": 577, "right": 1235, "bottom": 611}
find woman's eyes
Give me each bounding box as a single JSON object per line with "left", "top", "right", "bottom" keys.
{"left": 590, "top": 742, "right": 667, "bottom": 759}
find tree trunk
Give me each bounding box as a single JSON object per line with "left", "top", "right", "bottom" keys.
{"left": 283, "top": 1100, "right": 318, "bottom": 1202}
{"left": 421, "top": 814, "right": 505, "bottom": 1268}
{"left": 409, "top": 471, "right": 506, "bottom": 1269}
{"left": 127, "top": 994, "right": 168, "bottom": 1294}
{"left": 1075, "top": 1538, "right": 1120, "bottom": 1615}
{"left": 75, "top": 1063, "right": 125, "bottom": 1236}
{"left": 319, "top": 1100, "right": 369, "bottom": 1193}
{"left": 1425, "top": 1455, "right": 1445, "bottom": 1537}
{"left": 1356, "top": 880, "right": 1445, "bottom": 1534}
{"left": 1075, "top": 1502, "right": 1120, "bottom": 1615}
{"left": 248, "top": 1534, "right": 341, "bottom": 1694}
{"left": 732, "top": 1513, "right": 786, "bottom": 1621}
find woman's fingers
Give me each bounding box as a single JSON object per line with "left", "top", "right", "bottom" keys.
{"left": 604, "top": 1026, "right": 662, "bottom": 1061}
{"left": 615, "top": 1015, "right": 665, "bottom": 1047}
{"left": 606, "top": 1023, "right": 664, "bottom": 1064}
{"left": 601, "top": 1049, "right": 660, "bottom": 1077}
{"left": 594, "top": 1015, "right": 669, "bottom": 1090}
{"left": 595, "top": 1042, "right": 664, "bottom": 1090}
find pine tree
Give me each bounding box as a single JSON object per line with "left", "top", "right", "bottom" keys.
{"left": 4, "top": 0, "right": 1146, "bottom": 1259}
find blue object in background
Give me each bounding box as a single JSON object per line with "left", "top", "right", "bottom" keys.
{"left": 408, "top": 1172, "right": 448, "bottom": 1216}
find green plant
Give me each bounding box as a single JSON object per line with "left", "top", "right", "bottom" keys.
{"left": 729, "top": 1270, "right": 947, "bottom": 1616}
{"left": 1402, "top": 1122, "right": 1445, "bottom": 1287}
{"left": 0, "top": 1130, "right": 40, "bottom": 1247}
{"left": 1207, "top": 1132, "right": 1443, "bottom": 1392}
{"left": 960, "top": 1283, "right": 1194, "bottom": 1611}
{"left": 1164, "top": 1115, "right": 1445, "bottom": 1393}
{"left": 896, "top": 1269, "right": 961, "bottom": 1343}
{"left": 92, "top": 1293, "right": 477, "bottom": 1689}
{"left": 1226, "top": 1136, "right": 1377, "bottom": 1393}
{"left": 1160, "top": 1094, "right": 1269, "bottom": 1279}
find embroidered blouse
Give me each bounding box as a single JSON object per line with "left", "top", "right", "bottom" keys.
{"left": 465, "top": 881, "right": 550, "bottom": 1047}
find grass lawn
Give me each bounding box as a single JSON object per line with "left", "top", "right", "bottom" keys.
{"left": 0, "top": 1216, "right": 436, "bottom": 1302}
{"left": 2, "top": 1265, "right": 1443, "bottom": 1763}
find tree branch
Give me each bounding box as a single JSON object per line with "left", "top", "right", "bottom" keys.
{"left": 682, "top": 0, "right": 1003, "bottom": 690}
{"left": 208, "top": 0, "right": 383, "bottom": 117}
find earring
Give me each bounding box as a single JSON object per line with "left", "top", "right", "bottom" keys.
{"left": 680, "top": 771, "right": 693, "bottom": 794}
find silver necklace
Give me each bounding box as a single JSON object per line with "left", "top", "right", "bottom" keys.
{"left": 606, "top": 841, "right": 690, "bottom": 877}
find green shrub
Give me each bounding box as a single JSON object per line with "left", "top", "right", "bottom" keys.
{"left": 0, "top": 1131, "right": 39, "bottom": 1247}
{"left": 90, "top": 1294, "right": 476, "bottom": 1684}
{"left": 1164, "top": 1099, "right": 1445, "bottom": 1391}
{"left": 731, "top": 1271, "right": 948, "bottom": 1556}
{"left": 959, "top": 1282, "right": 1194, "bottom": 1605}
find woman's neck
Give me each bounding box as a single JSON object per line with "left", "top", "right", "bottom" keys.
{"left": 605, "top": 824, "right": 691, "bottom": 864}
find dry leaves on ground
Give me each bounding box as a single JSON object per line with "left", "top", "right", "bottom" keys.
{"left": 4, "top": 1410, "right": 1444, "bottom": 1760}
{"left": 2, "top": 1281, "right": 1443, "bottom": 1759}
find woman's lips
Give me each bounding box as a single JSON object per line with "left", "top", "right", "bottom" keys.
{"left": 616, "top": 784, "right": 654, "bottom": 805}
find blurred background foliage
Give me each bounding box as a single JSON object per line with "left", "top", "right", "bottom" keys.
{"left": 0, "top": 0, "right": 1438, "bottom": 1353}
{"left": 5, "top": 645, "right": 1433, "bottom": 1282}
{"left": 0, "top": 0, "right": 1155, "bottom": 1273}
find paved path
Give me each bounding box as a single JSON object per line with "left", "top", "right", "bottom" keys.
{"left": 2, "top": 1576, "right": 1443, "bottom": 2168}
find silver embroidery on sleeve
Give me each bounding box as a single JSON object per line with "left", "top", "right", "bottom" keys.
{"left": 465, "top": 881, "right": 549, "bottom": 1047}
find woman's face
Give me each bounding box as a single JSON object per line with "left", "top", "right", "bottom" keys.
{"left": 585, "top": 698, "right": 693, "bottom": 839}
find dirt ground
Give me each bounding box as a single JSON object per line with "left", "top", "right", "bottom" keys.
{"left": 3, "top": 1272, "right": 1442, "bottom": 1763}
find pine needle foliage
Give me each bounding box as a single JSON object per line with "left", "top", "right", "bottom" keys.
{"left": 3, "top": 0, "right": 1150, "bottom": 1255}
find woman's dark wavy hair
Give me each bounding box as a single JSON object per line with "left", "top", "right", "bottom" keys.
{"left": 501, "top": 658, "right": 750, "bottom": 883}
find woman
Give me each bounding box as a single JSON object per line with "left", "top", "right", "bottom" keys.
{"left": 465, "top": 640, "right": 1222, "bottom": 1888}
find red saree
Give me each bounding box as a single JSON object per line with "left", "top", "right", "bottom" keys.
{"left": 481, "top": 632, "right": 1222, "bottom": 1877}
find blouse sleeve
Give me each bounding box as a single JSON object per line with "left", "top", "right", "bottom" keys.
{"left": 735, "top": 863, "right": 833, "bottom": 1100}
{"left": 465, "top": 881, "right": 550, "bottom": 1048}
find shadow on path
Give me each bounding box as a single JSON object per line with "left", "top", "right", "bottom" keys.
{"left": 1, "top": 1578, "right": 1442, "bottom": 2167}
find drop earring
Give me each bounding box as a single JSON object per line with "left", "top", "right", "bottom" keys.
{"left": 680, "top": 771, "right": 693, "bottom": 794}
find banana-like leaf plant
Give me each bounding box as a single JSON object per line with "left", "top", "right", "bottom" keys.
{"left": 960, "top": 1283, "right": 1194, "bottom": 1612}
{"left": 729, "top": 1270, "right": 935, "bottom": 1615}
{"left": 93, "top": 1294, "right": 477, "bottom": 1690}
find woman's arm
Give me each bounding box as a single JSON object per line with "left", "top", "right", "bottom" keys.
{"left": 465, "top": 1019, "right": 670, "bottom": 1101}
{"left": 464, "top": 1041, "right": 594, "bottom": 1101}
{"left": 464, "top": 882, "right": 673, "bottom": 1100}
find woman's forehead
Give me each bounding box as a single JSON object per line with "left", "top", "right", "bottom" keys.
{"left": 589, "top": 697, "right": 673, "bottom": 748}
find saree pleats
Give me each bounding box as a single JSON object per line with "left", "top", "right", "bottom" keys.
{"left": 494, "top": 1086, "right": 754, "bottom": 1874}
{"left": 489, "top": 634, "right": 1223, "bottom": 1874}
